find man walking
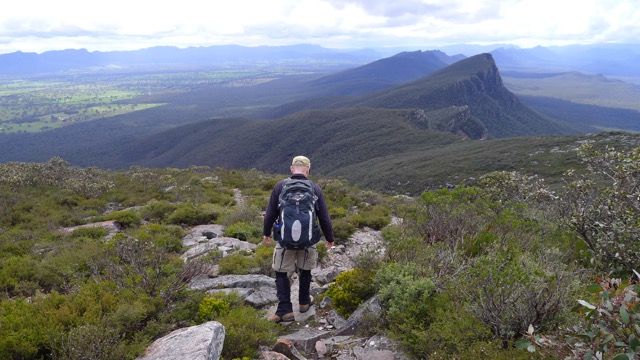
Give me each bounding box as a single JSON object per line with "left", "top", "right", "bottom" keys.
{"left": 263, "top": 155, "right": 334, "bottom": 322}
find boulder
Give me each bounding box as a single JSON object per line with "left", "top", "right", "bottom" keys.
{"left": 59, "top": 220, "right": 121, "bottom": 240}
{"left": 182, "top": 225, "right": 225, "bottom": 247}
{"left": 245, "top": 286, "right": 278, "bottom": 307}
{"left": 272, "top": 338, "right": 307, "bottom": 360}
{"left": 206, "top": 288, "right": 254, "bottom": 298}
{"left": 137, "top": 321, "right": 224, "bottom": 360}
{"left": 281, "top": 328, "right": 331, "bottom": 354}
{"left": 190, "top": 274, "right": 275, "bottom": 291}
{"left": 353, "top": 348, "right": 395, "bottom": 360}
{"left": 335, "top": 296, "right": 382, "bottom": 336}
{"left": 259, "top": 350, "right": 292, "bottom": 360}
{"left": 311, "top": 266, "right": 343, "bottom": 285}
{"left": 181, "top": 236, "right": 256, "bottom": 261}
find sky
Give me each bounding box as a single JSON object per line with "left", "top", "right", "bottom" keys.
{"left": 0, "top": 0, "right": 638, "bottom": 54}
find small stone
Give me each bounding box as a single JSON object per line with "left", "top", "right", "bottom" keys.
{"left": 315, "top": 340, "right": 328, "bottom": 357}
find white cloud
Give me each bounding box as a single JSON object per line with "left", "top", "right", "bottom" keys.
{"left": 0, "top": 0, "right": 637, "bottom": 53}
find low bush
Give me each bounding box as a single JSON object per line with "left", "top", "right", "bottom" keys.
{"left": 197, "top": 292, "right": 242, "bottom": 322}
{"left": 326, "top": 268, "right": 376, "bottom": 317}
{"left": 332, "top": 218, "right": 356, "bottom": 244}
{"left": 224, "top": 221, "right": 261, "bottom": 244}
{"left": 464, "top": 243, "right": 577, "bottom": 343}
{"left": 71, "top": 226, "right": 108, "bottom": 239}
{"left": 348, "top": 205, "right": 390, "bottom": 230}
{"left": 141, "top": 199, "right": 176, "bottom": 222}
{"left": 316, "top": 242, "right": 328, "bottom": 262}
{"left": 219, "top": 306, "right": 278, "bottom": 359}
{"left": 166, "top": 204, "right": 217, "bottom": 226}
{"left": 105, "top": 210, "right": 141, "bottom": 228}
{"left": 218, "top": 253, "right": 256, "bottom": 275}
{"left": 253, "top": 245, "right": 274, "bottom": 276}
{"left": 133, "top": 224, "right": 184, "bottom": 253}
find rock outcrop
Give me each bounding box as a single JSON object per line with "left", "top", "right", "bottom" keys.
{"left": 137, "top": 321, "right": 225, "bottom": 360}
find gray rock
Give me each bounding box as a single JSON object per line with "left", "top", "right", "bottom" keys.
{"left": 137, "top": 321, "right": 224, "bottom": 360}
{"left": 326, "top": 310, "right": 347, "bottom": 329}
{"left": 182, "top": 225, "right": 225, "bottom": 247}
{"left": 245, "top": 286, "right": 278, "bottom": 307}
{"left": 202, "top": 231, "right": 217, "bottom": 239}
{"left": 315, "top": 340, "right": 328, "bottom": 357}
{"left": 353, "top": 347, "right": 395, "bottom": 360}
{"left": 272, "top": 338, "right": 307, "bottom": 360}
{"left": 181, "top": 236, "right": 256, "bottom": 261}
{"left": 59, "top": 220, "right": 121, "bottom": 240}
{"left": 190, "top": 274, "right": 275, "bottom": 291}
{"left": 282, "top": 328, "right": 331, "bottom": 354}
{"left": 259, "top": 351, "right": 292, "bottom": 360}
{"left": 206, "top": 287, "right": 254, "bottom": 298}
{"left": 311, "top": 266, "right": 343, "bottom": 285}
{"left": 335, "top": 296, "right": 382, "bottom": 336}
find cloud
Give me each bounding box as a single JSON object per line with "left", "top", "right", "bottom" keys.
{"left": 0, "top": 0, "right": 638, "bottom": 54}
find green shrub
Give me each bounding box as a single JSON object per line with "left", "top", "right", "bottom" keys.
{"left": 375, "top": 263, "right": 436, "bottom": 331}
{"left": 332, "top": 218, "right": 356, "bottom": 244}
{"left": 218, "top": 253, "right": 256, "bottom": 275}
{"left": 133, "top": 224, "right": 184, "bottom": 253}
{"left": 141, "top": 199, "right": 176, "bottom": 222}
{"left": 465, "top": 243, "right": 576, "bottom": 342}
{"left": 221, "top": 206, "right": 260, "bottom": 226}
{"left": 348, "top": 205, "right": 390, "bottom": 230}
{"left": 105, "top": 210, "right": 141, "bottom": 228}
{"left": 219, "top": 306, "right": 278, "bottom": 359}
{"left": 316, "top": 242, "right": 328, "bottom": 262}
{"left": 326, "top": 268, "right": 376, "bottom": 318}
{"left": 167, "top": 204, "right": 217, "bottom": 225}
{"left": 197, "top": 293, "right": 242, "bottom": 322}
{"left": 71, "top": 226, "right": 108, "bottom": 239}
{"left": 224, "top": 221, "right": 261, "bottom": 243}
{"left": 329, "top": 206, "right": 347, "bottom": 218}
{"left": 253, "top": 245, "right": 274, "bottom": 276}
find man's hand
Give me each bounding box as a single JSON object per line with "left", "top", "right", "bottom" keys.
{"left": 326, "top": 241, "right": 334, "bottom": 250}
{"left": 262, "top": 236, "right": 274, "bottom": 246}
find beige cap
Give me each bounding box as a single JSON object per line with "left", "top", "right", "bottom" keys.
{"left": 291, "top": 155, "right": 311, "bottom": 167}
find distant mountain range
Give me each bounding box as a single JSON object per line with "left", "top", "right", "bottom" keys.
{"left": 1, "top": 47, "right": 639, "bottom": 192}
{"left": 491, "top": 43, "right": 640, "bottom": 77}
{"left": 0, "top": 44, "right": 384, "bottom": 75}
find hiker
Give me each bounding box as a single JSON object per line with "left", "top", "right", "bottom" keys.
{"left": 263, "top": 155, "right": 335, "bottom": 322}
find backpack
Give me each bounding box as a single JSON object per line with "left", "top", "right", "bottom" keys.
{"left": 274, "top": 178, "right": 321, "bottom": 249}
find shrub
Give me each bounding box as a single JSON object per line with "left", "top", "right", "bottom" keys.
{"left": 54, "top": 324, "right": 123, "bottom": 360}
{"left": 141, "top": 199, "right": 176, "bottom": 222}
{"left": 218, "top": 253, "right": 256, "bottom": 275}
{"left": 316, "top": 242, "right": 328, "bottom": 262}
{"left": 329, "top": 206, "right": 347, "bottom": 218}
{"left": 375, "top": 263, "right": 436, "bottom": 331}
{"left": 219, "top": 306, "right": 278, "bottom": 359}
{"left": 105, "top": 210, "right": 141, "bottom": 228}
{"left": 221, "top": 206, "right": 259, "bottom": 226}
{"left": 167, "top": 204, "right": 217, "bottom": 226}
{"left": 332, "top": 218, "right": 356, "bottom": 244}
{"left": 562, "top": 145, "right": 640, "bottom": 272}
{"left": 224, "top": 221, "right": 261, "bottom": 243}
{"left": 348, "top": 205, "right": 390, "bottom": 230}
{"left": 253, "top": 245, "right": 274, "bottom": 276}
{"left": 71, "top": 226, "right": 108, "bottom": 239}
{"left": 197, "top": 292, "right": 242, "bottom": 322}
{"left": 327, "top": 268, "right": 376, "bottom": 317}
{"left": 464, "top": 243, "right": 577, "bottom": 343}
{"left": 133, "top": 224, "right": 184, "bottom": 253}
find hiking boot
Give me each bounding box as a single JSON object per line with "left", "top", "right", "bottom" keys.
{"left": 267, "top": 312, "right": 295, "bottom": 323}
{"left": 299, "top": 295, "right": 314, "bottom": 313}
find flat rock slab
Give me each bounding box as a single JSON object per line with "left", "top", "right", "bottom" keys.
{"left": 207, "top": 286, "right": 278, "bottom": 307}
{"left": 282, "top": 328, "right": 332, "bottom": 354}
{"left": 137, "top": 321, "right": 225, "bottom": 360}
{"left": 59, "top": 220, "right": 121, "bottom": 240}
{"left": 181, "top": 236, "right": 256, "bottom": 261}
{"left": 182, "top": 225, "right": 226, "bottom": 247}
{"left": 190, "top": 274, "right": 275, "bottom": 291}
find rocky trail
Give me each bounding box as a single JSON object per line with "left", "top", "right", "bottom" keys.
{"left": 85, "top": 189, "right": 408, "bottom": 359}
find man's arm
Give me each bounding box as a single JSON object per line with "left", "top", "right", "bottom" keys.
{"left": 262, "top": 181, "right": 283, "bottom": 242}
{"left": 314, "top": 184, "right": 334, "bottom": 246}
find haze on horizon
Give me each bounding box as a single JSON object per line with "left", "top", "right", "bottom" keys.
{"left": 1, "top": 0, "right": 638, "bottom": 55}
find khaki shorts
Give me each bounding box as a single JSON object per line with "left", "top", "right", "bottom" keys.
{"left": 272, "top": 243, "right": 318, "bottom": 273}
